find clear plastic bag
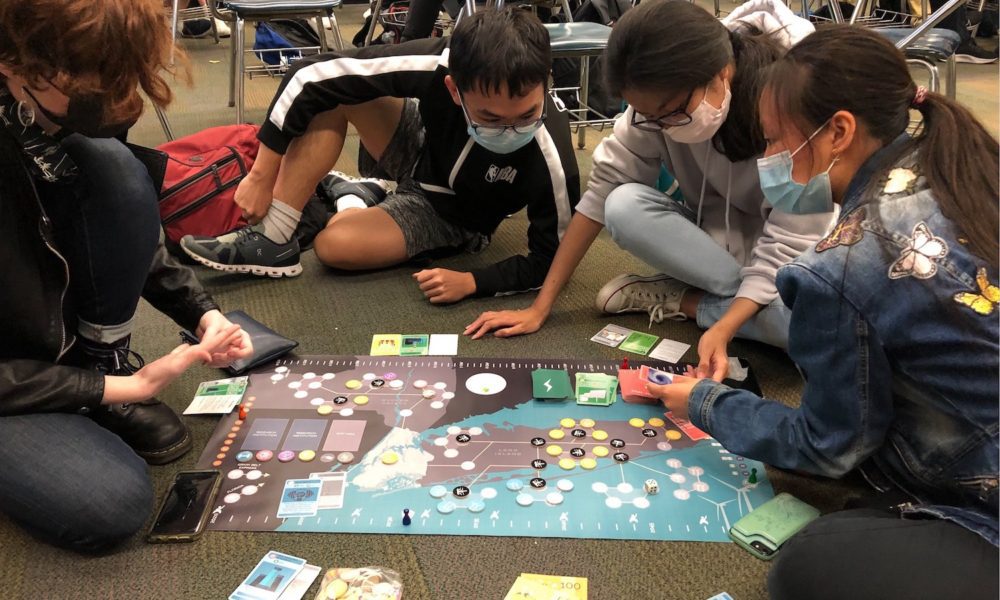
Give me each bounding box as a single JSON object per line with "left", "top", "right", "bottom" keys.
{"left": 312, "top": 567, "right": 403, "bottom": 600}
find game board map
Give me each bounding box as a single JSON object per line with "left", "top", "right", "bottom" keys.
{"left": 197, "top": 356, "right": 773, "bottom": 542}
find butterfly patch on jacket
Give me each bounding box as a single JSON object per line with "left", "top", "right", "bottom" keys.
{"left": 954, "top": 268, "right": 1000, "bottom": 316}
{"left": 816, "top": 207, "right": 865, "bottom": 252}
{"left": 888, "top": 221, "right": 949, "bottom": 280}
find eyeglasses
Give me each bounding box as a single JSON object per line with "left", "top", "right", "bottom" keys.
{"left": 458, "top": 91, "right": 547, "bottom": 137}
{"left": 630, "top": 88, "right": 697, "bottom": 131}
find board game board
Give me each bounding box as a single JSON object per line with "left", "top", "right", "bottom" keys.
{"left": 196, "top": 356, "right": 774, "bottom": 542}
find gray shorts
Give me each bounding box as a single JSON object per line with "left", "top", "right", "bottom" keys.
{"left": 358, "top": 99, "right": 489, "bottom": 259}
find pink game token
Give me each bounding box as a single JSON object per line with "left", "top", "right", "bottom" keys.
{"left": 255, "top": 449, "right": 274, "bottom": 462}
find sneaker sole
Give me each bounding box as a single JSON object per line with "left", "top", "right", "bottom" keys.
{"left": 137, "top": 428, "right": 193, "bottom": 466}
{"left": 182, "top": 245, "right": 303, "bottom": 278}
{"left": 955, "top": 54, "right": 998, "bottom": 64}
{"left": 596, "top": 274, "right": 675, "bottom": 313}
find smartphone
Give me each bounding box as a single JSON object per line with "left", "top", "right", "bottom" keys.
{"left": 147, "top": 470, "right": 223, "bottom": 543}
{"left": 728, "top": 492, "right": 820, "bottom": 560}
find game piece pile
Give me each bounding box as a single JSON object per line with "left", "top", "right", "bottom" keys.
{"left": 312, "top": 567, "right": 402, "bottom": 600}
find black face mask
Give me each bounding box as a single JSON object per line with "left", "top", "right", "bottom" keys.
{"left": 21, "top": 86, "right": 136, "bottom": 138}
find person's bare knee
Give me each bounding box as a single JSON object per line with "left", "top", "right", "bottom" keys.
{"left": 326, "top": 207, "right": 363, "bottom": 228}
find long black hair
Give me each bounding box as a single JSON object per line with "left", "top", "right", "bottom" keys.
{"left": 604, "top": 0, "right": 783, "bottom": 162}
{"left": 765, "top": 25, "right": 999, "bottom": 267}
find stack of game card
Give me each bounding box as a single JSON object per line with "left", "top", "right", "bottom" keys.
{"left": 504, "top": 573, "right": 587, "bottom": 600}
{"left": 574, "top": 372, "right": 618, "bottom": 407}
{"left": 230, "top": 551, "right": 321, "bottom": 600}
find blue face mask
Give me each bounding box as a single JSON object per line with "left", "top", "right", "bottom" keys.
{"left": 466, "top": 125, "right": 537, "bottom": 155}
{"left": 757, "top": 122, "right": 837, "bottom": 214}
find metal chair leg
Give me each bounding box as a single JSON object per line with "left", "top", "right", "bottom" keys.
{"left": 228, "top": 17, "right": 238, "bottom": 107}
{"left": 945, "top": 53, "right": 956, "bottom": 99}
{"left": 364, "top": 0, "right": 384, "bottom": 47}
{"left": 154, "top": 103, "right": 176, "bottom": 141}
{"left": 235, "top": 16, "right": 246, "bottom": 123}
{"left": 171, "top": 0, "right": 181, "bottom": 65}
{"left": 578, "top": 56, "right": 589, "bottom": 149}
{"left": 316, "top": 16, "right": 329, "bottom": 52}
{"left": 327, "top": 11, "right": 345, "bottom": 50}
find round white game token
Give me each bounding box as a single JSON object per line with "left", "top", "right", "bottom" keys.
{"left": 692, "top": 482, "right": 710, "bottom": 492}
{"left": 616, "top": 482, "right": 634, "bottom": 494}
{"left": 389, "top": 380, "right": 404, "bottom": 389}
{"left": 363, "top": 372, "right": 377, "bottom": 381}
{"left": 339, "top": 408, "right": 354, "bottom": 417}
{"left": 688, "top": 466, "right": 705, "bottom": 476}
{"left": 288, "top": 381, "right": 302, "bottom": 389}
{"left": 605, "top": 497, "right": 623, "bottom": 509}
{"left": 657, "top": 442, "right": 673, "bottom": 452}
{"left": 308, "top": 381, "right": 322, "bottom": 389}
{"left": 516, "top": 493, "right": 534, "bottom": 507}
{"left": 557, "top": 479, "right": 574, "bottom": 492}
{"left": 666, "top": 458, "right": 683, "bottom": 468}
{"left": 294, "top": 391, "right": 308, "bottom": 399}
{"left": 443, "top": 449, "right": 459, "bottom": 458}
{"left": 320, "top": 454, "right": 336, "bottom": 463}
{"left": 399, "top": 409, "right": 413, "bottom": 417}
{"left": 460, "top": 461, "right": 476, "bottom": 471}
{"left": 591, "top": 482, "right": 609, "bottom": 494}
{"left": 227, "top": 469, "right": 244, "bottom": 480}
{"left": 270, "top": 374, "right": 284, "bottom": 382}
{"left": 310, "top": 397, "right": 325, "bottom": 406}
{"left": 429, "top": 485, "right": 448, "bottom": 498}
{"left": 446, "top": 426, "right": 462, "bottom": 435}
{"left": 413, "top": 380, "right": 427, "bottom": 388}
{"left": 430, "top": 401, "right": 444, "bottom": 409}
{"left": 673, "top": 489, "right": 691, "bottom": 500}
{"left": 303, "top": 372, "right": 316, "bottom": 379}
{"left": 468, "top": 427, "right": 483, "bottom": 436}
{"left": 633, "top": 497, "right": 651, "bottom": 509}
{"left": 670, "top": 473, "right": 687, "bottom": 484}
{"left": 434, "top": 382, "right": 447, "bottom": 390}
{"left": 322, "top": 373, "right": 336, "bottom": 380}
{"left": 337, "top": 452, "right": 355, "bottom": 464}
{"left": 224, "top": 493, "right": 242, "bottom": 504}
{"left": 421, "top": 389, "right": 436, "bottom": 399}
{"left": 480, "top": 487, "right": 498, "bottom": 500}
{"left": 433, "top": 437, "right": 449, "bottom": 447}
{"left": 468, "top": 500, "right": 486, "bottom": 513}
{"left": 437, "top": 500, "right": 456, "bottom": 514}
{"left": 546, "top": 492, "right": 564, "bottom": 505}
{"left": 442, "top": 392, "right": 455, "bottom": 400}
{"left": 275, "top": 366, "right": 288, "bottom": 373}
{"left": 242, "top": 485, "right": 259, "bottom": 496}
{"left": 245, "top": 470, "right": 263, "bottom": 480}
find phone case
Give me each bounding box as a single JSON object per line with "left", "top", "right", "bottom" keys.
{"left": 147, "top": 470, "right": 223, "bottom": 543}
{"left": 728, "top": 492, "right": 820, "bottom": 560}
{"left": 180, "top": 310, "right": 298, "bottom": 375}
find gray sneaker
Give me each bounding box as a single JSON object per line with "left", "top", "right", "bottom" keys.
{"left": 180, "top": 224, "right": 302, "bottom": 278}
{"left": 596, "top": 273, "right": 689, "bottom": 325}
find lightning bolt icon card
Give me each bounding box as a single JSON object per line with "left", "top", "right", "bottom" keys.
{"left": 531, "top": 368, "right": 572, "bottom": 400}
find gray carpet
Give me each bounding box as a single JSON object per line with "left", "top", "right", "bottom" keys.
{"left": 2, "top": 3, "right": 996, "bottom": 599}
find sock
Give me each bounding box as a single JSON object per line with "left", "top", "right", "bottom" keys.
{"left": 259, "top": 199, "right": 302, "bottom": 244}
{"left": 336, "top": 194, "right": 369, "bottom": 212}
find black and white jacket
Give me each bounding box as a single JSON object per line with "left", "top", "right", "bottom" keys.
{"left": 258, "top": 37, "right": 580, "bottom": 296}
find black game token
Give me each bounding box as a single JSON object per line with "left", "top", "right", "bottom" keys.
{"left": 371, "top": 379, "right": 385, "bottom": 387}
{"left": 531, "top": 459, "right": 547, "bottom": 470}
{"left": 571, "top": 429, "right": 587, "bottom": 438}
{"left": 456, "top": 433, "right": 472, "bottom": 444}
{"left": 530, "top": 477, "right": 547, "bottom": 489}
{"left": 530, "top": 437, "right": 546, "bottom": 447}
{"left": 610, "top": 438, "right": 626, "bottom": 448}
{"left": 642, "top": 429, "right": 657, "bottom": 438}
{"left": 569, "top": 448, "right": 585, "bottom": 458}
{"left": 453, "top": 485, "right": 471, "bottom": 498}
{"left": 613, "top": 452, "right": 630, "bottom": 463}
{"left": 333, "top": 396, "right": 349, "bottom": 405}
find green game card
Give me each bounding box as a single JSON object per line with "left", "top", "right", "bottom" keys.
{"left": 400, "top": 334, "right": 429, "bottom": 356}
{"left": 619, "top": 331, "right": 659, "bottom": 355}
{"left": 575, "top": 372, "right": 619, "bottom": 406}
{"left": 532, "top": 368, "right": 572, "bottom": 400}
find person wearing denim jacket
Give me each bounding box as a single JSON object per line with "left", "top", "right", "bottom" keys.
{"left": 649, "top": 26, "right": 998, "bottom": 600}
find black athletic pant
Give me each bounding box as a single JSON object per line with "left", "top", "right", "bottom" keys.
{"left": 768, "top": 508, "right": 998, "bottom": 600}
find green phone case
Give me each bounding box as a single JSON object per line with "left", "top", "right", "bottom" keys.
{"left": 728, "top": 492, "right": 820, "bottom": 560}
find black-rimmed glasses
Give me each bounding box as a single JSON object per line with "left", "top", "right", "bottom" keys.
{"left": 458, "top": 91, "right": 547, "bottom": 138}
{"left": 630, "top": 88, "right": 697, "bottom": 131}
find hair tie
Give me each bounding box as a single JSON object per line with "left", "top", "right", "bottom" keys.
{"left": 911, "top": 86, "right": 928, "bottom": 108}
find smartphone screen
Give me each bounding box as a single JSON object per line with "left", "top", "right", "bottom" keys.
{"left": 148, "top": 470, "right": 221, "bottom": 541}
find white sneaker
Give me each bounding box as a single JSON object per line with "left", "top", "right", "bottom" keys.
{"left": 596, "top": 274, "right": 689, "bottom": 325}
{"left": 214, "top": 18, "right": 232, "bottom": 38}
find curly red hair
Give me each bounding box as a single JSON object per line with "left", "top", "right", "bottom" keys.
{"left": 0, "top": 0, "right": 189, "bottom": 123}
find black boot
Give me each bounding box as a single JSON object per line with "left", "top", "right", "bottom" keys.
{"left": 75, "top": 336, "right": 193, "bottom": 465}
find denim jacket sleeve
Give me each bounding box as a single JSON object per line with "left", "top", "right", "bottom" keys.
{"left": 688, "top": 263, "right": 896, "bottom": 477}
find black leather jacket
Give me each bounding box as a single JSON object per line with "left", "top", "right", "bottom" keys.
{"left": 0, "top": 132, "right": 220, "bottom": 415}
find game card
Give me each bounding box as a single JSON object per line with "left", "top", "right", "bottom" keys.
{"left": 276, "top": 564, "right": 321, "bottom": 600}
{"left": 639, "top": 364, "right": 674, "bottom": 386}
{"left": 184, "top": 376, "right": 249, "bottom": 415}
{"left": 428, "top": 333, "right": 459, "bottom": 356}
{"left": 370, "top": 334, "right": 402, "bottom": 356}
{"left": 229, "top": 551, "right": 307, "bottom": 600}
{"left": 618, "top": 368, "right": 656, "bottom": 404}
{"left": 400, "top": 334, "right": 429, "bottom": 356}
{"left": 575, "top": 372, "right": 619, "bottom": 406}
{"left": 648, "top": 338, "right": 691, "bottom": 363}
{"left": 531, "top": 368, "right": 572, "bottom": 400}
{"left": 590, "top": 324, "right": 632, "bottom": 347}
{"left": 619, "top": 331, "right": 659, "bottom": 355}
{"left": 276, "top": 478, "right": 322, "bottom": 519}
{"left": 308, "top": 471, "right": 348, "bottom": 510}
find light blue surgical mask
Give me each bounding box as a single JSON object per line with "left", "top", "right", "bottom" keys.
{"left": 757, "top": 121, "right": 837, "bottom": 214}
{"left": 458, "top": 90, "right": 545, "bottom": 155}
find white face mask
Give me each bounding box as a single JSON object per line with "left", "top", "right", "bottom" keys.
{"left": 665, "top": 79, "right": 731, "bottom": 145}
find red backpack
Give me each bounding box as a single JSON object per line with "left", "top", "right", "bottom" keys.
{"left": 156, "top": 124, "right": 258, "bottom": 245}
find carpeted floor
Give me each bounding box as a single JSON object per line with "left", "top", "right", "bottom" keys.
{"left": 1, "top": 3, "right": 996, "bottom": 599}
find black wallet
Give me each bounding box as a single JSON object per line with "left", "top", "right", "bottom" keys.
{"left": 180, "top": 310, "right": 298, "bottom": 375}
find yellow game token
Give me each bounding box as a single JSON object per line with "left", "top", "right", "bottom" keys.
{"left": 629, "top": 418, "right": 646, "bottom": 428}
{"left": 345, "top": 379, "right": 362, "bottom": 390}
{"left": 558, "top": 458, "right": 576, "bottom": 470}
{"left": 380, "top": 451, "right": 399, "bottom": 465}
{"left": 579, "top": 418, "right": 596, "bottom": 428}
{"left": 546, "top": 445, "right": 563, "bottom": 456}
{"left": 353, "top": 395, "right": 370, "bottom": 405}
{"left": 548, "top": 429, "right": 566, "bottom": 440}
{"left": 593, "top": 446, "right": 609, "bottom": 457}
{"left": 298, "top": 450, "right": 316, "bottom": 462}
{"left": 592, "top": 430, "right": 609, "bottom": 441}
{"left": 316, "top": 404, "right": 334, "bottom": 415}
{"left": 666, "top": 429, "right": 682, "bottom": 440}
{"left": 580, "top": 458, "right": 598, "bottom": 470}
{"left": 559, "top": 418, "right": 576, "bottom": 429}
{"left": 327, "top": 579, "right": 349, "bottom": 599}
{"left": 648, "top": 417, "right": 666, "bottom": 427}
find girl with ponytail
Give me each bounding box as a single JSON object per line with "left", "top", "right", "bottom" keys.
{"left": 649, "top": 25, "right": 998, "bottom": 600}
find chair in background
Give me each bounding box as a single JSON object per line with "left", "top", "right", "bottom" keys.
{"left": 209, "top": 0, "right": 346, "bottom": 123}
